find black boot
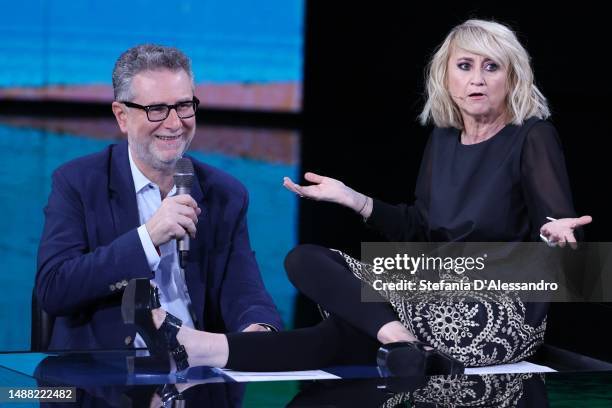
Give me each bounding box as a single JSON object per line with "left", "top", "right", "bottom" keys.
{"left": 377, "top": 341, "right": 464, "bottom": 377}
{"left": 122, "top": 278, "right": 190, "bottom": 374}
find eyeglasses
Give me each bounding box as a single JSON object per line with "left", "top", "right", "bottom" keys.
{"left": 120, "top": 97, "right": 200, "bottom": 122}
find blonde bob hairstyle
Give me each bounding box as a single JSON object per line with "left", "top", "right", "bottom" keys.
{"left": 419, "top": 19, "right": 550, "bottom": 128}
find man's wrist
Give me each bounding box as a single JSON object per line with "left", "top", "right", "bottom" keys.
{"left": 137, "top": 225, "right": 161, "bottom": 270}
{"left": 257, "top": 323, "right": 277, "bottom": 331}
{"left": 243, "top": 323, "right": 277, "bottom": 332}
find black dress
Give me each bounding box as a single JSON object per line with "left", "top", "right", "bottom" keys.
{"left": 335, "top": 117, "right": 578, "bottom": 366}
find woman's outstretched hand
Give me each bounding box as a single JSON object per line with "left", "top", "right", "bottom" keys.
{"left": 283, "top": 172, "right": 366, "bottom": 212}
{"left": 540, "top": 215, "right": 592, "bottom": 248}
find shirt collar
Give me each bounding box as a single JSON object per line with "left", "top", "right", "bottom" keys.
{"left": 128, "top": 148, "right": 155, "bottom": 194}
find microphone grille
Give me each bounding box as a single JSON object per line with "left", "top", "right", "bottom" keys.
{"left": 174, "top": 158, "right": 194, "bottom": 189}
{"left": 176, "top": 157, "right": 194, "bottom": 174}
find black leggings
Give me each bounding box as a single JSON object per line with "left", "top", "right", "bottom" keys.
{"left": 225, "top": 244, "right": 399, "bottom": 371}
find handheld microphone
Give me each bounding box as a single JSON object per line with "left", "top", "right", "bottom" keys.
{"left": 174, "top": 158, "right": 195, "bottom": 268}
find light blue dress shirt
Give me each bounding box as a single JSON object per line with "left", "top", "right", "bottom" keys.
{"left": 129, "top": 150, "right": 195, "bottom": 350}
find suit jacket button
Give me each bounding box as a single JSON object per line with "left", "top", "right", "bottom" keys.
{"left": 124, "top": 336, "right": 132, "bottom": 345}
{"left": 109, "top": 284, "right": 116, "bottom": 291}
{"left": 121, "top": 280, "right": 128, "bottom": 287}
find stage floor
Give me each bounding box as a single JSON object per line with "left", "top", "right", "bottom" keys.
{"left": 1, "top": 349, "right": 611, "bottom": 406}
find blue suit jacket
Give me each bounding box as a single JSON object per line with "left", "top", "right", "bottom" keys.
{"left": 36, "top": 141, "right": 282, "bottom": 350}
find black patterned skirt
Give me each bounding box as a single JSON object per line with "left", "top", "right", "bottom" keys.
{"left": 332, "top": 250, "right": 548, "bottom": 367}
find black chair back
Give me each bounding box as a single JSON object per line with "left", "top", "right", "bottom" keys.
{"left": 31, "top": 288, "right": 54, "bottom": 351}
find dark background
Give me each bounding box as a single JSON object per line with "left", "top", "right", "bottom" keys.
{"left": 298, "top": 2, "right": 611, "bottom": 362}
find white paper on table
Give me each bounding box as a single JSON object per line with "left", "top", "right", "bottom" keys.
{"left": 217, "top": 368, "right": 340, "bottom": 382}
{"left": 465, "top": 361, "right": 556, "bottom": 375}
{"left": 216, "top": 361, "right": 554, "bottom": 382}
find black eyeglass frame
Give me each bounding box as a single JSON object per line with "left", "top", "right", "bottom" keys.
{"left": 120, "top": 97, "right": 200, "bottom": 122}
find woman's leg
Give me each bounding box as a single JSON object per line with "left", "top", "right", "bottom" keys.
{"left": 152, "top": 309, "right": 379, "bottom": 371}
{"left": 284, "top": 244, "right": 420, "bottom": 344}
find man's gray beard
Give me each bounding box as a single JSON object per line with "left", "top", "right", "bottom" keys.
{"left": 129, "top": 133, "right": 193, "bottom": 173}
{"left": 131, "top": 142, "right": 180, "bottom": 174}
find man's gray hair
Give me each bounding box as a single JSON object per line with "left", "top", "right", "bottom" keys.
{"left": 112, "top": 44, "right": 195, "bottom": 101}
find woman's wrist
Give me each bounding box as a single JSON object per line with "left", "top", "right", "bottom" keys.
{"left": 357, "top": 194, "right": 368, "bottom": 214}
{"left": 347, "top": 191, "right": 372, "bottom": 218}
{"left": 359, "top": 196, "right": 373, "bottom": 220}
{"left": 340, "top": 188, "right": 360, "bottom": 211}
{"left": 342, "top": 189, "right": 373, "bottom": 219}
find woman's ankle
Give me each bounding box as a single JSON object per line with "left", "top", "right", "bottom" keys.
{"left": 151, "top": 308, "right": 166, "bottom": 329}
{"left": 172, "top": 326, "right": 229, "bottom": 368}
{"left": 377, "top": 321, "right": 418, "bottom": 344}
{"left": 149, "top": 308, "right": 229, "bottom": 369}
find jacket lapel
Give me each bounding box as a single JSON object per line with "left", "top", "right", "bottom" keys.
{"left": 108, "top": 141, "right": 140, "bottom": 236}
{"left": 183, "top": 158, "right": 209, "bottom": 329}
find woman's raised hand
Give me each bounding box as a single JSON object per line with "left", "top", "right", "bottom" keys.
{"left": 540, "top": 215, "right": 592, "bottom": 248}
{"left": 283, "top": 172, "right": 365, "bottom": 211}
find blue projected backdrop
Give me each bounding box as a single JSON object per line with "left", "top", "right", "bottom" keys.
{"left": 0, "top": 0, "right": 304, "bottom": 111}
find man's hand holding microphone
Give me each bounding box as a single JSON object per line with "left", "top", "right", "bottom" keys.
{"left": 145, "top": 194, "right": 200, "bottom": 247}
{"left": 145, "top": 158, "right": 198, "bottom": 268}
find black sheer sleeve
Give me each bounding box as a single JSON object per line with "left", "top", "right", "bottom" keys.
{"left": 520, "top": 120, "right": 577, "bottom": 240}
{"left": 366, "top": 135, "right": 432, "bottom": 241}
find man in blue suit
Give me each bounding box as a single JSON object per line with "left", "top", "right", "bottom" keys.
{"left": 36, "top": 44, "right": 282, "bottom": 350}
